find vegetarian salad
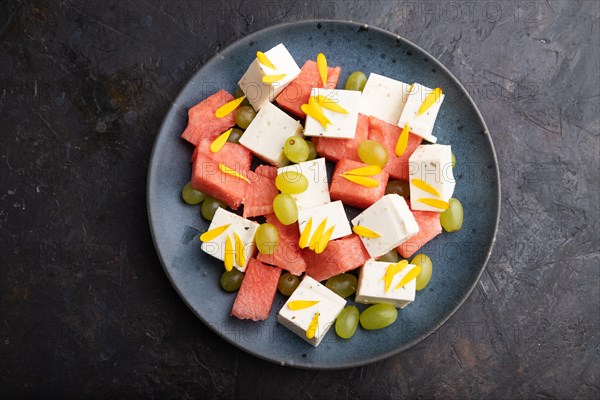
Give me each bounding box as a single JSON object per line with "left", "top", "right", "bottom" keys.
{"left": 179, "top": 44, "right": 464, "bottom": 347}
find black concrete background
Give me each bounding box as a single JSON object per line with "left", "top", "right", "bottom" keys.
{"left": 1, "top": 0, "right": 598, "bottom": 398}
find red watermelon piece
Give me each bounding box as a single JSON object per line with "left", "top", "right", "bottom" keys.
{"left": 368, "top": 116, "right": 423, "bottom": 180}
{"left": 397, "top": 202, "right": 442, "bottom": 258}
{"left": 196, "top": 138, "right": 253, "bottom": 171}
{"left": 257, "top": 214, "right": 307, "bottom": 275}
{"left": 329, "top": 159, "right": 389, "bottom": 209}
{"left": 304, "top": 234, "right": 370, "bottom": 282}
{"left": 276, "top": 60, "right": 341, "bottom": 118}
{"left": 313, "top": 113, "right": 369, "bottom": 162}
{"left": 191, "top": 153, "right": 254, "bottom": 210}
{"left": 181, "top": 89, "right": 236, "bottom": 146}
{"left": 242, "top": 172, "right": 278, "bottom": 218}
{"left": 254, "top": 165, "right": 278, "bottom": 180}
{"left": 231, "top": 259, "right": 282, "bottom": 321}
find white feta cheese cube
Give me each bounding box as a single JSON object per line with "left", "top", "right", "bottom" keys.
{"left": 239, "top": 102, "right": 303, "bottom": 167}
{"left": 277, "top": 157, "right": 330, "bottom": 210}
{"left": 358, "top": 73, "right": 412, "bottom": 125}
{"left": 355, "top": 259, "right": 417, "bottom": 308}
{"left": 298, "top": 200, "right": 352, "bottom": 243}
{"left": 303, "top": 88, "right": 361, "bottom": 139}
{"left": 351, "top": 194, "right": 419, "bottom": 258}
{"left": 397, "top": 83, "right": 445, "bottom": 143}
{"left": 238, "top": 43, "right": 301, "bottom": 111}
{"left": 200, "top": 207, "right": 259, "bottom": 272}
{"left": 408, "top": 144, "right": 455, "bottom": 212}
{"left": 278, "top": 276, "right": 346, "bottom": 346}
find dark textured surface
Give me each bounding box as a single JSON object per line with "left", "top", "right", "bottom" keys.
{"left": 0, "top": 0, "right": 598, "bottom": 398}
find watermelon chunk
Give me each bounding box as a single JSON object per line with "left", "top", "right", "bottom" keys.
{"left": 397, "top": 202, "right": 442, "bottom": 258}
{"left": 196, "top": 138, "right": 253, "bottom": 171}
{"left": 181, "top": 89, "right": 236, "bottom": 146}
{"left": 329, "top": 159, "right": 389, "bottom": 209}
{"left": 313, "top": 113, "right": 369, "bottom": 162}
{"left": 368, "top": 116, "right": 423, "bottom": 180}
{"left": 231, "top": 259, "right": 282, "bottom": 321}
{"left": 304, "top": 234, "right": 370, "bottom": 282}
{"left": 254, "top": 165, "right": 278, "bottom": 180}
{"left": 257, "top": 214, "right": 308, "bottom": 275}
{"left": 191, "top": 153, "right": 253, "bottom": 209}
{"left": 242, "top": 171, "right": 278, "bottom": 218}
{"left": 276, "top": 60, "right": 341, "bottom": 118}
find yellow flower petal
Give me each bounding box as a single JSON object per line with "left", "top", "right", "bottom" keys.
{"left": 395, "top": 123, "right": 410, "bottom": 157}
{"left": 344, "top": 165, "right": 382, "bottom": 176}
{"left": 411, "top": 179, "right": 442, "bottom": 198}
{"left": 215, "top": 96, "right": 246, "bottom": 119}
{"left": 224, "top": 235, "right": 234, "bottom": 272}
{"left": 301, "top": 102, "right": 331, "bottom": 128}
{"left": 314, "top": 95, "right": 348, "bottom": 114}
{"left": 287, "top": 300, "right": 320, "bottom": 310}
{"left": 417, "top": 198, "right": 449, "bottom": 210}
{"left": 306, "top": 312, "right": 319, "bottom": 339}
{"left": 262, "top": 74, "right": 287, "bottom": 84}
{"left": 298, "top": 217, "right": 313, "bottom": 249}
{"left": 396, "top": 265, "right": 422, "bottom": 289}
{"left": 234, "top": 232, "right": 246, "bottom": 267}
{"left": 308, "top": 218, "right": 328, "bottom": 250}
{"left": 256, "top": 51, "right": 276, "bottom": 69}
{"left": 317, "top": 53, "right": 328, "bottom": 85}
{"left": 218, "top": 163, "right": 250, "bottom": 183}
{"left": 200, "top": 224, "right": 231, "bottom": 242}
{"left": 341, "top": 174, "right": 379, "bottom": 188}
{"left": 314, "top": 226, "right": 335, "bottom": 254}
{"left": 418, "top": 87, "right": 442, "bottom": 116}
{"left": 384, "top": 260, "right": 409, "bottom": 292}
{"left": 352, "top": 225, "right": 381, "bottom": 238}
{"left": 210, "top": 128, "right": 233, "bottom": 153}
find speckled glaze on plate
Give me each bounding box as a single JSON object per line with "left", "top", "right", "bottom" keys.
{"left": 147, "top": 20, "right": 500, "bottom": 369}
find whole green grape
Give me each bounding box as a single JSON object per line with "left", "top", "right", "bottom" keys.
{"left": 283, "top": 136, "right": 309, "bottom": 164}
{"left": 235, "top": 106, "right": 256, "bottom": 129}
{"left": 306, "top": 140, "right": 317, "bottom": 161}
{"left": 358, "top": 140, "right": 388, "bottom": 167}
{"left": 360, "top": 303, "right": 398, "bottom": 330}
{"left": 273, "top": 194, "right": 298, "bottom": 225}
{"left": 440, "top": 198, "right": 463, "bottom": 232}
{"left": 227, "top": 128, "right": 244, "bottom": 144}
{"left": 220, "top": 268, "right": 244, "bottom": 292}
{"left": 411, "top": 254, "right": 433, "bottom": 291}
{"left": 345, "top": 71, "right": 367, "bottom": 91}
{"left": 181, "top": 182, "right": 206, "bottom": 205}
{"left": 275, "top": 171, "right": 309, "bottom": 194}
{"left": 378, "top": 249, "right": 399, "bottom": 263}
{"left": 278, "top": 273, "right": 300, "bottom": 296}
{"left": 255, "top": 223, "right": 279, "bottom": 255}
{"left": 201, "top": 196, "right": 226, "bottom": 221}
{"left": 336, "top": 306, "right": 359, "bottom": 339}
{"left": 325, "top": 274, "right": 358, "bottom": 298}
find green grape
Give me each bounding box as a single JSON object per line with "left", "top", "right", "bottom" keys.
{"left": 255, "top": 223, "right": 279, "bottom": 255}
{"left": 278, "top": 273, "right": 300, "bottom": 296}
{"left": 451, "top": 151, "right": 456, "bottom": 168}
{"left": 345, "top": 71, "right": 367, "bottom": 91}
{"left": 335, "top": 306, "right": 359, "bottom": 339}
{"left": 220, "top": 268, "right": 244, "bottom": 292}
{"left": 283, "top": 136, "right": 309, "bottom": 164}
{"left": 360, "top": 303, "right": 398, "bottom": 330}
{"left": 234, "top": 86, "right": 250, "bottom": 106}
{"left": 325, "top": 274, "right": 358, "bottom": 298}
{"left": 305, "top": 140, "right": 317, "bottom": 161}
{"left": 234, "top": 106, "right": 256, "bottom": 129}
{"left": 181, "top": 182, "right": 206, "bottom": 205}
{"left": 201, "top": 196, "right": 226, "bottom": 221}
{"left": 411, "top": 254, "right": 432, "bottom": 291}
{"left": 275, "top": 171, "right": 309, "bottom": 194}
{"left": 227, "top": 128, "right": 244, "bottom": 144}
{"left": 378, "top": 249, "right": 399, "bottom": 263}
{"left": 385, "top": 180, "right": 410, "bottom": 198}
{"left": 272, "top": 194, "right": 298, "bottom": 225}
{"left": 358, "top": 140, "right": 388, "bottom": 167}
{"left": 440, "top": 198, "right": 463, "bottom": 232}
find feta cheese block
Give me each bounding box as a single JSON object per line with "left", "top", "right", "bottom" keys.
{"left": 351, "top": 194, "right": 419, "bottom": 258}
{"left": 397, "top": 83, "right": 445, "bottom": 143}
{"left": 298, "top": 200, "right": 352, "bottom": 244}
{"left": 408, "top": 144, "right": 455, "bottom": 212}
{"left": 238, "top": 43, "right": 301, "bottom": 111}
{"left": 278, "top": 276, "right": 346, "bottom": 346}
{"left": 355, "top": 260, "right": 417, "bottom": 308}
{"left": 359, "top": 73, "right": 412, "bottom": 125}
{"left": 304, "top": 88, "right": 361, "bottom": 139}
{"left": 200, "top": 207, "right": 259, "bottom": 272}
{"left": 277, "top": 157, "right": 330, "bottom": 210}
{"left": 238, "top": 102, "right": 303, "bottom": 167}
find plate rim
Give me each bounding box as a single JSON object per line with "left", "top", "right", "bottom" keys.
{"left": 146, "top": 19, "right": 501, "bottom": 370}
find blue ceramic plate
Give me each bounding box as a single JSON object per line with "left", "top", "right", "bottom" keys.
{"left": 147, "top": 20, "right": 500, "bottom": 369}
